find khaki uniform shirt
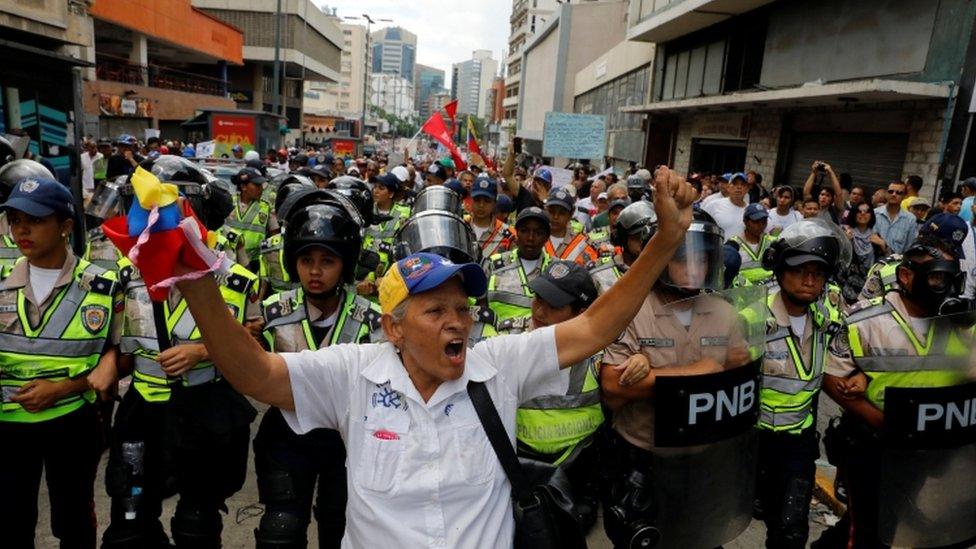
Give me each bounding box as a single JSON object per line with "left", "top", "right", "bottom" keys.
{"left": 0, "top": 254, "right": 121, "bottom": 343}
{"left": 764, "top": 291, "right": 814, "bottom": 378}
{"left": 604, "top": 290, "right": 746, "bottom": 450}
{"left": 827, "top": 293, "right": 919, "bottom": 378}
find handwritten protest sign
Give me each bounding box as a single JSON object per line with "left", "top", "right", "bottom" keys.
{"left": 543, "top": 112, "right": 607, "bottom": 159}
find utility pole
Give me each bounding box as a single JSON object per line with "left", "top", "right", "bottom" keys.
{"left": 346, "top": 13, "right": 392, "bottom": 152}
{"left": 271, "top": 0, "right": 282, "bottom": 117}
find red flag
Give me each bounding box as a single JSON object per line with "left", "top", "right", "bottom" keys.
{"left": 444, "top": 99, "right": 459, "bottom": 141}
{"left": 444, "top": 100, "right": 458, "bottom": 123}
{"left": 422, "top": 112, "right": 468, "bottom": 171}
{"left": 466, "top": 117, "right": 495, "bottom": 171}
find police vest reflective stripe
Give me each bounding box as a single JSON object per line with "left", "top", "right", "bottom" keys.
{"left": 258, "top": 235, "right": 296, "bottom": 293}
{"left": 368, "top": 204, "right": 410, "bottom": 240}
{"left": 225, "top": 196, "right": 271, "bottom": 256}
{"left": 262, "top": 287, "right": 379, "bottom": 352}
{"left": 487, "top": 251, "right": 549, "bottom": 321}
{"left": 0, "top": 236, "right": 20, "bottom": 278}
{"left": 847, "top": 302, "right": 972, "bottom": 410}
{"left": 479, "top": 220, "right": 512, "bottom": 259}
{"left": 0, "top": 259, "right": 116, "bottom": 423}
{"left": 516, "top": 354, "right": 604, "bottom": 464}
{"left": 120, "top": 261, "right": 255, "bottom": 402}
{"left": 731, "top": 235, "right": 776, "bottom": 284}
{"left": 546, "top": 233, "right": 595, "bottom": 265}
{"left": 759, "top": 293, "right": 839, "bottom": 433}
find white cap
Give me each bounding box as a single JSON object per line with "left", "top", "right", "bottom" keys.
{"left": 244, "top": 150, "right": 260, "bottom": 161}
{"left": 390, "top": 165, "right": 410, "bottom": 182}
{"left": 597, "top": 192, "right": 608, "bottom": 200}
{"left": 347, "top": 166, "right": 361, "bottom": 175}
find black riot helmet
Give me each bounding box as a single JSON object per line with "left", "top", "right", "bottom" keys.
{"left": 660, "top": 209, "right": 725, "bottom": 294}
{"left": 273, "top": 174, "right": 315, "bottom": 217}
{"left": 762, "top": 218, "right": 851, "bottom": 276}
{"left": 611, "top": 200, "right": 657, "bottom": 248}
{"left": 124, "top": 155, "right": 232, "bottom": 231}
{"left": 393, "top": 210, "right": 481, "bottom": 265}
{"left": 0, "top": 136, "right": 15, "bottom": 169}
{"left": 327, "top": 175, "right": 375, "bottom": 225}
{"left": 283, "top": 202, "right": 363, "bottom": 283}
{"left": 0, "top": 158, "right": 55, "bottom": 203}
{"left": 412, "top": 185, "right": 463, "bottom": 216}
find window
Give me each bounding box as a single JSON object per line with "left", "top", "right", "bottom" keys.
{"left": 574, "top": 65, "right": 650, "bottom": 132}
{"left": 657, "top": 9, "right": 768, "bottom": 101}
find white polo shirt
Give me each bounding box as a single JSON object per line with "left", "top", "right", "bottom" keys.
{"left": 281, "top": 326, "right": 563, "bottom": 548}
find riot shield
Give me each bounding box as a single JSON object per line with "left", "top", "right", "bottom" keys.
{"left": 876, "top": 311, "right": 976, "bottom": 548}
{"left": 650, "top": 285, "right": 766, "bottom": 549}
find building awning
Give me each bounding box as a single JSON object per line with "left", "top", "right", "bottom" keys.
{"left": 622, "top": 79, "right": 955, "bottom": 114}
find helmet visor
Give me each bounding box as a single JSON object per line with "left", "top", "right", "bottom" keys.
{"left": 85, "top": 179, "right": 123, "bottom": 219}
{"left": 412, "top": 186, "right": 463, "bottom": 216}
{"left": 667, "top": 222, "right": 725, "bottom": 291}
{"left": 394, "top": 211, "right": 480, "bottom": 264}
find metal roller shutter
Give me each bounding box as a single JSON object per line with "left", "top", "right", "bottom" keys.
{"left": 784, "top": 132, "right": 909, "bottom": 190}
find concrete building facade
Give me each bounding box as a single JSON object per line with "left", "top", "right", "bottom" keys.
{"left": 625, "top": 0, "right": 976, "bottom": 196}
{"left": 194, "top": 0, "right": 342, "bottom": 140}
{"left": 517, "top": 0, "right": 630, "bottom": 159}
{"left": 451, "top": 50, "right": 499, "bottom": 119}
{"left": 502, "top": 0, "right": 560, "bottom": 151}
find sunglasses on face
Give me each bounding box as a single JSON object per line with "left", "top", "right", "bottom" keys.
{"left": 888, "top": 189, "right": 905, "bottom": 195}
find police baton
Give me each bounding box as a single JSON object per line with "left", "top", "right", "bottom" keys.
{"left": 151, "top": 301, "right": 181, "bottom": 386}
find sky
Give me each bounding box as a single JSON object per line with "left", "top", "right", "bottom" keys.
{"left": 313, "top": 0, "right": 511, "bottom": 89}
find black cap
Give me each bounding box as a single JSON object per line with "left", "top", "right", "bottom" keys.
{"left": 375, "top": 172, "right": 400, "bottom": 192}
{"left": 236, "top": 167, "right": 267, "bottom": 185}
{"left": 529, "top": 260, "right": 598, "bottom": 309}
{"left": 515, "top": 206, "right": 550, "bottom": 229}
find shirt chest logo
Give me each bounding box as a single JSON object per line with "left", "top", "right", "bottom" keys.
{"left": 371, "top": 383, "right": 406, "bottom": 410}
{"left": 81, "top": 304, "right": 109, "bottom": 335}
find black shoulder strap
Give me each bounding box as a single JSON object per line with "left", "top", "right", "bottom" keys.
{"left": 466, "top": 381, "right": 531, "bottom": 504}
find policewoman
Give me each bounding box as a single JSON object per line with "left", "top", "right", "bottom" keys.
{"left": 102, "top": 156, "right": 258, "bottom": 548}
{"left": 256, "top": 175, "right": 316, "bottom": 297}
{"left": 172, "top": 167, "right": 697, "bottom": 548}
{"left": 543, "top": 187, "right": 598, "bottom": 265}
{"left": 0, "top": 158, "right": 57, "bottom": 278}
{"left": 0, "top": 176, "right": 120, "bottom": 548}
{"left": 469, "top": 175, "right": 515, "bottom": 260}
{"left": 254, "top": 198, "right": 381, "bottom": 548}
{"left": 755, "top": 219, "right": 847, "bottom": 548}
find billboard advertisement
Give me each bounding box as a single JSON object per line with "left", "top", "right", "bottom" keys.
{"left": 210, "top": 114, "right": 256, "bottom": 158}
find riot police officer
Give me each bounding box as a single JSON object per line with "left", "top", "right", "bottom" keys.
{"left": 824, "top": 234, "right": 976, "bottom": 548}
{"left": 0, "top": 158, "right": 55, "bottom": 277}
{"left": 0, "top": 176, "right": 121, "bottom": 548}
{"left": 102, "top": 155, "right": 258, "bottom": 548}
{"left": 256, "top": 175, "right": 316, "bottom": 297}
{"left": 731, "top": 204, "right": 778, "bottom": 286}
{"left": 600, "top": 209, "right": 760, "bottom": 548}
{"left": 756, "top": 219, "right": 849, "bottom": 548}
{"left": 590, "top": 201, "right": 655, "bottom": 294}
{"left": 543, "top": 187, "right": 598, "bottom": 265}
{"left": 254, "top": 197, "right": 380, "bottom": 549}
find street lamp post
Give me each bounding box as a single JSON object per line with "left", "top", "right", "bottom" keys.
{"left": 345, "top": 13, "right": 392, "bottom": 154}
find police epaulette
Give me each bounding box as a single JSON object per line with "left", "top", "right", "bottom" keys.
{"left": 476, "top": 307, "right": 496, "bottom": 325}
{"left": 119, "top": 265, "right": 133, "bottom": 288}
{"left": 362, "top": 308, "right": 381, "bottom": 331}
{"left": 491, "top": 255, "right": 506, "bottom": 270}
{"left": 498, "top": 316, "right": 529, "bottom": 332}
{"left": 80, "top": 269, "right": 116, "bottom": 296}
{"left": 224, "top": 272, "right": 254, "bottom": 295}
{"left": 262, "top": 290, "right": 298, "bottom": 323}
{"left": 226, "top": 230, "right": 240, "bottom": 244}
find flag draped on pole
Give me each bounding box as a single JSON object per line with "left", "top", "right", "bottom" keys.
{"left": 421, "top": 112, "right": 467, "bottom": 170}
{"left": 444, "top": 99, "right": 458, "bottom": 134}
{"left": 466, "top": 116, "right": 495, "bottom": 171}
